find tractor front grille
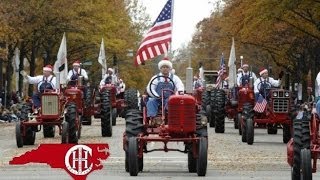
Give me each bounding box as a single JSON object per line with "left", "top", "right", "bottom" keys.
{"left": 41, "top": 95, "right": 59, "bottom": 115}
{"left": 168, "top": 105, "right": 196, "bottom": 133}
{"left": 273, "top": 99, "right": 289, "bottom": 113}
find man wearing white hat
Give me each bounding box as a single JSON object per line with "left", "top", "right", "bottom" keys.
{"left": 67, "top": 60, "right": 89, "bottom": 85}
{"left": 253, "top": 67, "right": 282, "bottom": 100}
{"left": 237, "top": 64, "right": 257, "bottom": 87}
{"left": 100, "top": 68, "right": 118, "bottom": 86}
{"left": 146, "top": 58, "right": 184, "bottom": 118}
{"left": 20, "top": 65, "right": 56, "bottom": 108}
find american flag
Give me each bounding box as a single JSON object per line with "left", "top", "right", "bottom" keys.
{"left": 254, "top": 94, "right": 267, "bottom": 113}
{"left": 135, "top": 0, "right": 172, "bottom": 65}
{"left": 216, "top": 54, "right": 226, "bottom": 88}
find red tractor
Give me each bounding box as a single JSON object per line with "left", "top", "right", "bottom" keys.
{"left": 15, "top": 89, "right": 67, "bottom": 147}
{"left": 287, "top": 110, "right": 319, "bottom": 180}
{"left": 225, "top": 81, "right": 255, "bottom": 135}
{"left": 123, "top": 76, "right": 208, "bottom": 176}
{"left": 241, "top": 88, "right": 294, "bottom": 145}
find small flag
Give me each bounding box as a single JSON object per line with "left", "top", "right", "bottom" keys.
{"left": 216, "top": 54, "right": 226, "bottom": 88}
{"left": 135, "top": 0, "right": 173, "bottom": 65}
{"left": 98, "top": 38, "right": 107, "bottom": 78}
{"left": 254, "top": 94, "right": 267, "bottom": 113}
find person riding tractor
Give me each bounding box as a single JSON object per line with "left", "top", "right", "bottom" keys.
{"left": 146, "top": 58, "right": 184, "bottom": 121}
{"left": 100, "top": 68, "right": 118, "bottom": 86}
{"left": 20, "top": 65, "right": 56, "bottom": 108}
{"left": 237, "top": 64, "right": 257, "bottom": 87}
{"left": 254, "top": 67, "right": 282, "bottom": 100}
{"left": 67, "top": 60, "right": 89, "bottom": 84}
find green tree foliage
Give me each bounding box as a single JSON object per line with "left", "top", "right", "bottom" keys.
{"left": 188, "top": 0, "right": 320, "bottom": 100}
{"left": 0, "top": 0, "right": 153, "bottom": 97}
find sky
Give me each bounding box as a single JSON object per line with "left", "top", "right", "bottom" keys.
{"left": 139, "top": 0, "right": 219, "bottom": 51}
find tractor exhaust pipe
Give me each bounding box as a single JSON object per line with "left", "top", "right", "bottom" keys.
{"left": 78, "top": 75, "right": 84, "bottom": 86}
{"left": 186, "top": 67, "right": 193, "bottom": 94}
{"left": 249, "top": 77, "right": 254, "bottom": 89}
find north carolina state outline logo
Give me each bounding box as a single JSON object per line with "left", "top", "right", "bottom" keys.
{"left": 65, "top": 145, "right": 93, "bottom": 176}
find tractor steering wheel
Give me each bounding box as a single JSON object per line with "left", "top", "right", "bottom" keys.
{"left": 149, "top": 75, "right": 176, "bottom": 98}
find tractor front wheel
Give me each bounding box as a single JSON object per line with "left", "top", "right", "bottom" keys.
{"left": 43, "top": 125, "right": 55, "bottom": 138}
{"left": 101, "top": 90, "right": 112, "bottom": 137}
{"left": 112, "top": 108, "right": 117, "bottom": 126}
{"left": 267, "top": 124, "right": 278, "bottom": 134}
{"left": 197, "top": 137, "right": 208, "bottom": 176}
{"left": 65, "top": 103, "right": 78, "bottom": 143}
{"left": 238, "top": 113, "right": 242, "bottom": 135}
{"left": 61, "top": 121, "right": 69, "bottom": 144}
{"left": 81, "top": 116, "right": 92, "bottom": 126}
{"left": 15, "top": 121, "right": 23, "bottom": 148}
{"left": 301, "top": 148, "right": 312, "bottom": 180}
{"left": 246, "top": 118, "right": 254, "bottom": 145}
{"left": 188, "top": 150, "right": 197, "bottom": 173}
{"left": 128, "top": 137, "right": 139, "bottom": 176}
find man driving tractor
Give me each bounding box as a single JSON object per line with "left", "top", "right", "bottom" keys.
{"left": 100, "top": 68, "right": 118, "bottom": 86}
{"left": 67, "top": 60, "right": 89, "bottom": 85}
{"left": 20, "top": 65, "right": 56, "bottom": 108}
{"left": 254, "top": 67, "right": 282, "bottom": 100}
{"left": 146, "top": 58, "right": 184, "bottom": 118}
{"left": 237, "top": 64, "right": 257, "bottom": 87}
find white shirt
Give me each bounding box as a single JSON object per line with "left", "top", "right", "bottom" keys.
{"left": 237, "top": 71, "right": 257, "bottom": 86}
{"left": 100, "top": 74, "right": 118, "bottom": 86}
{"left": 67, "top": 68, "right": 88, "bottom": 81}
{"left": 147, "top": 73, "right": 184, "bottom": 98}
{"left": 254, "top": 77, "right": 281, "bottom": 93}
{"left": 315, "top": 72, "right": 320, "bottom": 97}
{"left": 27, "top": 75, "right": 56, "bottom": 90}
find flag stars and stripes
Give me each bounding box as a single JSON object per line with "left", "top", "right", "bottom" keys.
{"left": 135, "top": 0, "right": 172, "bottom": 65}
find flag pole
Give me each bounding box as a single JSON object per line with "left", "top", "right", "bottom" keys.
{"left": 170, "top": 0, "right": 175, "bottom": 54}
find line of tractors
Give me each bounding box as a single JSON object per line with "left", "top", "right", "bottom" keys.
{"left": 15, "top": 74, "right": 139, "bottom": 147}
{"left": 15, "top": 66, "right": 319, "bottom": 179}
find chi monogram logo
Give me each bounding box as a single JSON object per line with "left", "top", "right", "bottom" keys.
{"left": 65, "top": 145, "right": 93, "bottom": 175}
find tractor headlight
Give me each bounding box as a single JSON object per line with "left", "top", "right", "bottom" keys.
{"left": 273, "top": 92, "right": 278, "bottom": 97}
{"left": 285, "top": 92, "right": 289, "bottom": 97}
{"left": 200, "top": 116, "right": 208, "bottom": 125}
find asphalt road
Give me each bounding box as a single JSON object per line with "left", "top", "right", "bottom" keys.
{"left": 0, "top": 118, "right": 319, "bottom": 180}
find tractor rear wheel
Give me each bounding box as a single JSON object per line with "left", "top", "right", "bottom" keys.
{"left": 124, "top": 89, "right": 139, "bottom": 110}
{"left": 125, "top": 109, "right": 144, "bottom": 137}
{"left": 238, "top": 113, "right": 242, "bottom": 135}
{"left": 112, "top": 108, "right": 117, "bottom": 126}
{"left": 125, "top": 152, "right": 129, "bottom": 172}
{"left": 85, "top": 86, "right": 93, "bottom": 108}
{"left": 43, "top": 125, "right": 55, "bottom": 138}
{"left": 212, "top": 89, "right": 226, "bottom": 133}
{"left": 267, "top": 124, "right": 278, "bottom": 134}
{"left": 283, "top": 124, "right": 291, "bottom": 143}
{"left": 292, "top": 120, "right": 302, "bottom": 180}
{"left": 197, "top": 137, "right": 208, "bottom": 176}
{"left": 128, "top": 137, "right": 139, "bottom": 176}
{"left": 101, "top": 90, "right": 112, "bottom": 137}
{"left": 65, "top": 103, "right": 78, "bottom": 143}
{"left": 15, "top": 121, "right": 23, "bottom": 148}
{"left": 301, "top": 148, "right": 312, "bottom": 180}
